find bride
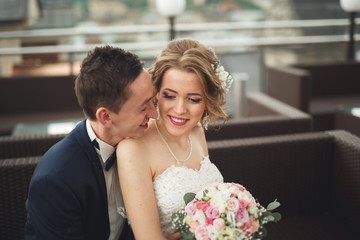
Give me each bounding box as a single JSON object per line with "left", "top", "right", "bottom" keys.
{"left": 116, "top": 38, "right": 233, "bottom": 239}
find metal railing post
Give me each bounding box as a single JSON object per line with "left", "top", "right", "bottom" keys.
{"left": 232, "top": 72, "right": 249, "bottom": 119}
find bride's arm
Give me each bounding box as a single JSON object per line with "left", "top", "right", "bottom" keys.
{"left": 116, "top": 139, "right": 166, "bottom": 240}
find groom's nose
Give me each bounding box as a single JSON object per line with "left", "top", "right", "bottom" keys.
{"left": 147, "top": 101, "right": 158, "bottom": 119}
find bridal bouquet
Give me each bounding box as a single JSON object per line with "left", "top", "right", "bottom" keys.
{"left": 172, "top": 182, "right": 281, "bottom": 240}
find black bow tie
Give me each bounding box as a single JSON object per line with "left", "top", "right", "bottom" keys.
{"left": 104, "top": 151, "right": 116, "bottom": 171}
{"left": 92, "top": 140, "right": 116, "bottom": 171}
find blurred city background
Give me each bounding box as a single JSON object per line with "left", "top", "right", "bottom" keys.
{"left": 0, "top": 0, "right": 359, "bottom": 117}
{"left": 1, "top": 0, "right": 358, "bottom": 74}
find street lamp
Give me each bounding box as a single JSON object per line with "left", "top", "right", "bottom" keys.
{"left": 156, "top": 0, "right": 186, "bottom": 40}
{"left": 340, "top": 0, "right": 360, "bottom": 60}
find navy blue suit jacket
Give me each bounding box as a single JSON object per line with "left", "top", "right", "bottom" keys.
{"left": 25, "top": 119, "right": 134, "bottom": 240}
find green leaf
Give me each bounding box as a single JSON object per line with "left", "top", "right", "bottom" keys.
{"left": 184, "top": 192, "right": 196, "bottom": 205}
{"left": 261, "top": 211, "right": 270, "bottom": 218}
{"left": 267, "top": 200, "right": 280, "bottom": 211}
{"left": 272, "top": 212, "right": 282, "bottom": 222}
{"left": 260, "top": 227, "right": 268, "bottom": 237}
{"left": 181, "top": 230, "right": 195, "bottom": 240}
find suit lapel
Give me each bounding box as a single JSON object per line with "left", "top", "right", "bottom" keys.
{"left": 74, "top": 120, "right": 108, "bottom": 207}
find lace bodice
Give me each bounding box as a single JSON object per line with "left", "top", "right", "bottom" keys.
{"left": 153, "top": 156, "right": 223, "bottom": 237}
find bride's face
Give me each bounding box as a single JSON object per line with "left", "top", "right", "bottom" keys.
{"left": 156, "top": 67, "right": 206, "bottom": 137}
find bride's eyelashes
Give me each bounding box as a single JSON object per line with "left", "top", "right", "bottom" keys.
{"left": 189, "top": 98, "right": 202, "bottom": 103}
{"left": 162, "top": 92, "right": 203, "bottom": 103}
{"left": 162, "top": 92, "right": 175, "bottom": 99}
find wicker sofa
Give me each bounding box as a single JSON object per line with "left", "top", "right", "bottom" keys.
{"left": 0, "top": 156, "right": 41, "bottom": 240}
{"left": 266, "top": 61, "right": 360, "bottom": 131}
{"left": 0, "top": 134, "right": 66, "bottom": 159}
{"left": 1, "top": 130, "right": 359, "bottom": 240}
{"left": 208, "top": 130, "right": 360, "bottom": 240}
{"left": 206, "top": 92, "right": 312, "bottom": 140}
{"left": 0, "top": 75, "right": 83, "bottom": 136}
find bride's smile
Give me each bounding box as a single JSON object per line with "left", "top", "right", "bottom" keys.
{"left": 169, "top": 115, "right": 188, "bottom": 126}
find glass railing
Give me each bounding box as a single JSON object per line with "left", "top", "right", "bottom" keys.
{"left": 0, "top": 18, "right": 359, "bottom": 77}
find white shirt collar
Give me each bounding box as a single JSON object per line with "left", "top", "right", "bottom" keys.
{"left": 86, "top": 119, "right": 115, "bottom": 163}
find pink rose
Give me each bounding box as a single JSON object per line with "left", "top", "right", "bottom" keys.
{"left": 236, "top": 208, "right": 250, "bottom": 223}
{"left": 196, "top": 201, "right": 210, "bottom": 212}
{"left": 238, "top": 199, "right": 247, "bottom": 209}
{"left": 227, "top": 197, "right": 240, "bottom": 212}
{"left": 194, "top": 225, "right": 209, "bottom": 240}
{"left": 185, "top": 201, "right": 197, "bottom": 216}
{"left": 239, "top": 223, "right": 248, "bottom": 231}
{"left": 213, "top": 218, "right": 225, "bottom": 231}
{"left": 247, "top": 218, "right": 258, "bottom": 234}
{"left": 205, "top": 206, "right": 220, "bottom": 219}
{"left": 249, "top": 197, "right": 257, "bottom": 208}
{"left": 205, "top": 217, "right": 213, "bottom": 225}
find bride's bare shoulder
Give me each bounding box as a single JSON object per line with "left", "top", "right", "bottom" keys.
{"left": 116, "top": 122, "right": 158, "bottom": 158}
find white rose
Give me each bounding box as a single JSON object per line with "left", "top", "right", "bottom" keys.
{"left": 238, "top": 191, "right": 250, "bottom": 203}
{"left": 217, "top": 182, "right": 228, "bottom": 190}
{"left": 207, "top": 225, "right": 219, "bottom": 240}
{"left": 196, "top": 187, "right": 207, "bottom": 199}
{"left": 229, "top": 186, "right": 240, "bottom": 195}
{"left": 206, "top": 186, "right": 217, "bottom": 198}
{"left": 226, "top": 212, "right": 237, "bottom": 227}
{"left": 194, "top": 211, "right": 206, "bottom": 225}
{"left": 248, "top": 206, "right": 257, "bottom": 215}
{"left": 211, "top": 195, "right": 226, "bottom": 213}
{"left": 234, "top": 229, "right": 246, "bottom": 240}
{"left": 213, "top": 218, "right": 225, "bottom": 231}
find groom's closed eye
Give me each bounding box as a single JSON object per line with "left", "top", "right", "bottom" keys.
{"left": 140, "top": 101, "right": 152, "bottom": 112}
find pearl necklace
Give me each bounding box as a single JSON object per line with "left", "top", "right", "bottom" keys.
{"left": 154, "top": 120, "right": 192, "bottom": 165}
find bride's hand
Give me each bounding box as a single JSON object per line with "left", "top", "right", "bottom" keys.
{"left": 167, "top": 232, "right": 182, "bottom": 240}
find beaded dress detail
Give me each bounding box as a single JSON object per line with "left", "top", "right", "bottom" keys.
{"left": 153, "top": 156, "right": 223, "bottom": 237}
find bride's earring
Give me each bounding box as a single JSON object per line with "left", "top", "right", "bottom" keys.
{"left": 156, "top": 104, "right": 160, "bottom": 120}
{"left": 201, "top": 111, "right": 210, "bottom": 130}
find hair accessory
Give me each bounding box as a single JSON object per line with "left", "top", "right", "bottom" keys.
{"left": 212, "top": 64, "right": 234, "bottom": 93}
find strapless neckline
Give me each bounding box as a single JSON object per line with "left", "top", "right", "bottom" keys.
{"left": 153, "top": 155, "right": 209, "bottom": 183}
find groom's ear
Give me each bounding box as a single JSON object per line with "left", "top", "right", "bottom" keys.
{"left": 156, "top": 92, "right": 160, "bottom": 101}
{"left": 95, "top": 107, "right": 112, "bottom": 128}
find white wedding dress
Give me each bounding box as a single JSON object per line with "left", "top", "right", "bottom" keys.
{"left": 153, "top": 156, "right": 223, "bottom": 237}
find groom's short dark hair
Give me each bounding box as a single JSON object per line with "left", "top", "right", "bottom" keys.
{"left": 75, "top": 45, "right": 144, "bottom": 120}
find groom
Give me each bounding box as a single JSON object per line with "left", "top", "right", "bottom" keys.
{"left": 24, "top": 46, "right": 157, "bottom": 240}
